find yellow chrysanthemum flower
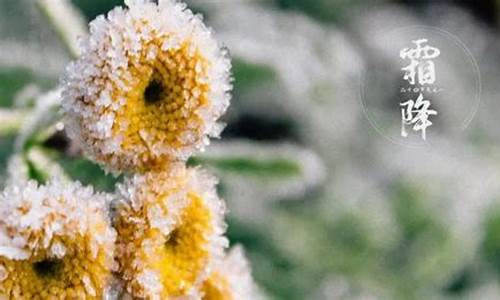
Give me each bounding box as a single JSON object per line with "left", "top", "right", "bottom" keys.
{"left": 114, "top": 164, "right": 227, "bottom": 299}
{"left": 61, "top": 0, "right": 232, "bottom": 172}
{"left": 200, "top": 246, "right": 262, "bottom": 300}
{"left": 0, "top": 180, "right": 117, "bottom": 299}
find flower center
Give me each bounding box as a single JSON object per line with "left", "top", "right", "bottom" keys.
{"left": 165, "top": 228, "right": 180, "bottom": 248}
{"left": 144, "top": 77, "right": 165, "bottom": 105}
{"left": 33, "top": 259, "right": 63, "bottom": 278}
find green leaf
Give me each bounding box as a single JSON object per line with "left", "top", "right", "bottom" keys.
{"left": 25, "top": 156, "right": 48, "bottom": 184}
{"left": 56, "top": 155, "right": 121, "bottom": 192}
{"left": 482, "top": 207, "right": 500, "bottom": 275}
{"left": 0, "top": 135, "right": 16, "bottom": 187}
{"left": 189, "top": 156, "right": 301, "bottom": 178}
{"left": 232, "top": 58, "right": 277, "bottom": 90}
{"left": 71, "top": 0, "right": 123, "bottom": 21}
{"left": 0, "top": 67, "right": 54, "bottom": 107}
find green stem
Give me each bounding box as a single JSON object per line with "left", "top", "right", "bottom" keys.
{"left": 0, "top": 109, "right": 29, "bottom": 135}
{"left": 36, "top": 0, "right": 88, "bottom": 58}
{"left": 25, "top": 147, "right": 69, "bottom": 183}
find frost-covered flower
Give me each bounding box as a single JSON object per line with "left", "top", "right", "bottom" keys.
{"left": 61, "top": 0, "right": 232, "bottom": 173}
{"left": 200, "top": 245, "right": 263, "bottom": 300}
{"left": 0, "top": 180, "right": 116, "bottom": 299}
{"left": 114, "top": 164, "right": 228, "bottom": 299}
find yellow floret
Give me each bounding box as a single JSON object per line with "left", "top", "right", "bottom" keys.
{"left": 201, "top": 272, "right": 232, "bottom": 300}
{"left": 114, "top": 165, "right": 227, "bottom": 299}
{"left": 0, "top": 181, "right": 116, "bottom": 299}
{"left": 0, "top": 235, "right": 111, "bottom": 300}
{"left": 62, "top": 0, "right": 231, "bottom": 172}
{"left": 199, "top": 246, "right": 262, "bottom": 300}
{"left": 104, "top": 40, "right": 211, "bottom": 171}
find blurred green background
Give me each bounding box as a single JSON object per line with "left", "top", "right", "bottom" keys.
{"left": 2, "top": 0, "right": 500, "bottom": 299}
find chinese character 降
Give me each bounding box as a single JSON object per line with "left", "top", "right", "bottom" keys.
{"left": 400, "top": 93, "right": 437, "bottom": 140}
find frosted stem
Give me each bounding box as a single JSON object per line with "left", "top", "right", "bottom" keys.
{"left": 36, "top": 0, "right": 88, "bottom": 58}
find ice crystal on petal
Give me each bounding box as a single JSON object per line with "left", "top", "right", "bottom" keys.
{"left": 61, "top": 0, "right": 232, "bottom": 173}
{"left": 114, "top": 164, "right": 227, "bottom": 299}
{"left": 0, "top": 180, "right": 117, "bottom": 298}
{"left": 197, "top": 245, "right": 264, "bottom": 300}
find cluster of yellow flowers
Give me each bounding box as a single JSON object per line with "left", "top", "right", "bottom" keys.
{"left": 0, "top": 0, "right": 260, "bottom": 299}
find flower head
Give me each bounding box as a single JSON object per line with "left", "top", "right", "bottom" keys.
{"left": 114, "top": 164, "right": 227, "bottom": 299}
{"left": 0, "top": 180, "right": 116, "bottom": 299}
{"left": 200, "top": 246, "right": 262, "bottom": 300}
{"left": 61, "top": 0, "right": 232, "bottom": 172}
